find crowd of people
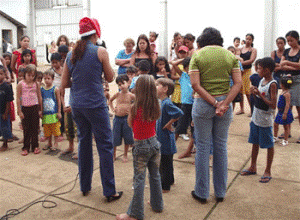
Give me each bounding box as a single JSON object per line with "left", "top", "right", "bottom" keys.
{"left": 0, "top": 16, "right": 299, "bottom": 220}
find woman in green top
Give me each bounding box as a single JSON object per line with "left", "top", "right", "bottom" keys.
{"left": 189, "top": 27, "right": 242, "bottom": 203}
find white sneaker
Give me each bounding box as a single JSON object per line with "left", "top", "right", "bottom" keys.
{"left": 281, "top": 140, "right": 288, "bottom": 146}
{"left": 273, "top": 137, "right": 279, "bottom": 143}
{"left": 180, "top": 134, "right": 190, "bottom": 141}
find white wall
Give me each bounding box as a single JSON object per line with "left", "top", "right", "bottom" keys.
{"left": 0, "top": 15, "right": 18, "bottom": 54}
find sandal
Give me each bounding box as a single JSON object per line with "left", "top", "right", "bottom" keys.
{"left": 236, "top": 111, "right": 245, "bottom": 115}
{"left": 49, "top": 146, "right": 57, "bottom": 151}
{"left": 259, "top": 176, "right": 272, "bottom": 183}
{"left": 240, "top": 169, "right": 257, "bottom": 176}
{"left": 43, "top": 145, "right": 51, "bottom": 150}
{"left": 61, "top": 149, "right": 73, "bottom": 155}
{"left": 21, "top": 150, "right": 28, "bottom": 156}
{"left": 34, "top": 148, "right": 41, "bottom": 154}
{"left": 278, "top": 133, "right": 291, "bottom": 139}
{"left": 106, "top": 191, "right": 123, "bottom": 202}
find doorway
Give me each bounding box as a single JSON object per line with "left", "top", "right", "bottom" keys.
{"left": 2, "top": 30, "right": 12, "bottom": 53}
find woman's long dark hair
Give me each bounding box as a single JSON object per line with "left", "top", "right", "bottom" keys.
{"left": 154, "top": 56, "right": 170, "bottom": 73}
{"left": 71, "top": 35, "right": 91, "bottom": 64}
{"left": 135, "top": 34, "right": 151, "bottom": 57}
{"left": 285, "top": 30, "right": 300, "bottom": 45}
{"left": 246, "top": 33, "right": 254, "bottom": 47}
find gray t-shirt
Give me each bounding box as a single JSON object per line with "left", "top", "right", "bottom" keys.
{"left": 252, "top": 78, "right": 277, "bottom": 127}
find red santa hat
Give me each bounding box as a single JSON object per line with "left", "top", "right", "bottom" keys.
{"left": 79, "top": 17, "right": 101, "bottom": 38}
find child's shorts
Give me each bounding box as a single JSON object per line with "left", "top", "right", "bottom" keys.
{"left": 0, "top": 114, "right": 12, "bottom": 140}
{"left": 113, "top": 115, "right": 134, "bottom": 147}
{"left": 248, "top": 122, "right": 274, "bottom": 149}
{"left": 43, "top": 122, "right": 61, "bottom": 137}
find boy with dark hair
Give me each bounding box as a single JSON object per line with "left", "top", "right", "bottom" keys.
{"left": 156, "top": 78, "right": 184, "bottom": 192}
{"left": 129, "top": 60, "right": 151, "bottom": 92}
{"left": 109, "top": 74, "right": 135, "bottom": 162}
{"left": 241, "top": 57, "right": 278, "bottom": 183}
{"left": 0, "top": 66, "right": 14, "bottom": 151}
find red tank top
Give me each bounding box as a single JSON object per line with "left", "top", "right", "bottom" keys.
{"left": 132, "top": 108, "right": 156, "bottom": 140}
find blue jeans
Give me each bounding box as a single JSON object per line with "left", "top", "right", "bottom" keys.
{"left": 192, "top": 96, "right": 233, "bottom": 199}
{"left": 127, "top": 136, "right": 163, "bottom": 220}
{"left": 72, "top": 107, "right": 116, "bottom": 197}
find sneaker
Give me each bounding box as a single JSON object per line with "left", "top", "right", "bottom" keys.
{"left": 281, "top": 140, "right": 288, "bottom": 146}
{"left": 180, "top": 134, "right": 190, "bottom": 141}
{"left": 273, "top": 137, "right": 279, "bottom": 143}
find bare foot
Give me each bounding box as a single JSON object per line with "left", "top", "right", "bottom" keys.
{"left": 122, "top": 156, "right": 128, "bottom": 163}
{"left": 116, "top": 213, "right": 137, "bottom": 220}
{"left": 178, "top": 152, "right": 191, "bottom": 159}
{"left": 162, "top": 190, "right": 170, "bottom": 193}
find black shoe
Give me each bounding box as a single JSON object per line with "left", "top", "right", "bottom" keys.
{"left": 191, "top": 191, "right": 207, "bottom": 204}
{"left": 82, "top": 191, "right": 90, "bottom": 196}
{"left": 106, "top": 191, "right": 123, "bottom": 202}
{"left": 216, "top": 197, "right": 224, "bottom": 202}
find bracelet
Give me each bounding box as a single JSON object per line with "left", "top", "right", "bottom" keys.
{"left": 213, "top": 100, "right": 218, "bottom": 107}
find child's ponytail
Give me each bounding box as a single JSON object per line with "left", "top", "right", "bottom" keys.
{"left": 71, "top": 36, "right": 89, "bottom": 64}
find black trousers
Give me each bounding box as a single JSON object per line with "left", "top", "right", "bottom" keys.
{"left": 22, "top": 105, "right": 39, "bottom": 152}
{"left": 160, "top": 154, "right": 174, "bottom": 190}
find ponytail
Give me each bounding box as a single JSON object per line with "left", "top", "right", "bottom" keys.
{"left": 71, "top": 35, "right": 91, "bottom": 64}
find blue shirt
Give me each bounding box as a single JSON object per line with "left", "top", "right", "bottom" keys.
{"left": 66, "top": 41, "right": 106, "bottom": 109}
{"left": 129, "top": 76, "right": 140, "bottom": 90}
{"left": 250, "top": 73, "right": 262, "bottom": 87}
{"left": 116, "top": 49, "right": 134, "bottom": 75}
{"left": 179, "top": 72, "right": 193, "bottom": 104}
{"left": 156, "top": 98, "right": 184, "bottom": 155}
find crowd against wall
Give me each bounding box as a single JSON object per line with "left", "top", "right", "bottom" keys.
{"left": 0, "top": 16, "right": 299, "bottom": 219}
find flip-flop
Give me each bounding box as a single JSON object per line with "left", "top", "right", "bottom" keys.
{"left": 240, "top": 169, "right": 257, "bottom": 176}
{"left": 61, "top": 149, "right": 73, "bottom": 155}
{"left": 296, "top": 138, "right": 300, "bottom": 144}
{"left": 259, "top": 176, "right": 272, "bottom": 183}
{"left": 34, "top": 148, "right": 41, "bottom": 154}
{"left": 278, "top": 133, "right": 291, "bottom": 139}
{"left": 236, "top": 111, "right": 245, "bottom": 115}
{"left": 21, "top": 150, "right": 28, "bottom": 156}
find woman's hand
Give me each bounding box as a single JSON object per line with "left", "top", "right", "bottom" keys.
{"left": 163, "top": 123, "right": 174, "bottom": 132}
{"left": 282, "top": 113, "right": 287, "bottom": 120}
{"left": 215, "top": 101, "right": 229, "bottom": 117}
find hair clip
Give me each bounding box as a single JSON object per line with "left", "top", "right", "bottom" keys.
{"left": 287, "top": 80, "right": 292, "bottom": 84}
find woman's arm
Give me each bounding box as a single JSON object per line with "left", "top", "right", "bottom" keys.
{"left": 241, "top": 48, "right": 257, "bottom": 66}
{"left": 115, "top": 58, "right": 131, "bottom": 66}
{"left": 98, "top": 47, "right": 115, "bottom": 83}
{"left": 55, "top": 87, "right": 62, "bottom": 119}
{"left": 11, "top": 53, "right": 17, "bottom": 74}
{"left": 61, "top": 60, "right": 72, "bottom": 91}
{"left": 271, "top": 50, "right": 275, "bottom": 60}
{"left": 170, "top": 66, "right": 180, "bottom": 80}
{"left": 109, "top": 93, "right": 118, "bottom": 113}
{"left": 129, "top": 54, "right": 136, "bottom": 66}
{"left": 280, "top": 60, "right": 300, "bottom": 69}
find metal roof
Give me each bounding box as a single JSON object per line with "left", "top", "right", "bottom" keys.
{"left": 0, "top": 10, "right": 26, "bottom": 28}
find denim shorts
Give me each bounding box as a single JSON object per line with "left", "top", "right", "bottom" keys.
{"left": 248, "top": 122, "right": 274, "bottom": 149}
{"left": 112, "top": 115, "right": 134, "bottom": 147}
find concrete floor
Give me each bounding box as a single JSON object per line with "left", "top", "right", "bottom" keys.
{"left": 0, "top": 76, "right": 300, "bottom": 219}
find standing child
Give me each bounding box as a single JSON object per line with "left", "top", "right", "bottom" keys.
{"left": 156, "top": 78, "right": 183, "bottom": 193}
{"left": 0, "top": 66, "right": 14, "bottom": 151}
{"left": 16, "top": 64, "right": 43, "bottom": 156}
{"left": 109, "top": 75, "right": 135, "bottom": 162}
{"left": 18, "top": 49, "right": 33, "bottom": 72}
{"left": 154, "top": 56, "right": 171, "bottom": 79}
{"left": 241, "top": 57, "right": 278, "bottom": 183}
{"left": 249, "top": 59, "right": 262, "bottom": 115}
{"left": 40, "top": 70, "right": 62, "bottom": 151}
{"left": 126, "top": 65, "right": 138, "bottom": 86}
{"left": 149, "top": 31, "right": 159, "bottom": 54}
{"left": 117, "top": 75, "right": 163, "bottom": 220}
{"left": 274, "top": 75, "right": 294, "bottom": 146}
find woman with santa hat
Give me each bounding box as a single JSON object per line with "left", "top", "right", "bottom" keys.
{"left": 61, "top": 17, "right": 123, "bottom": 202}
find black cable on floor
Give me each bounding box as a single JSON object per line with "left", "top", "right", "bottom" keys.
{"left": 0, "top": 173, "right": 79, "bottom": 220}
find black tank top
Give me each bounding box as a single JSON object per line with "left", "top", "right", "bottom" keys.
{"left": 283, "top": 48, "right": 300, "bottom": 76}
{"left": 240, "top": 50, "right": 252, "bottom": 69}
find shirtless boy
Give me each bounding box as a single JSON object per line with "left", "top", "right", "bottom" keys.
{"left": 109, "top": 75, "right": 135, "bottom": 162}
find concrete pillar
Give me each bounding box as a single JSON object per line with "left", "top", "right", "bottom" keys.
{"left": 264, "top": 0, "right": 277, "bottom": 57}
{"left": 27, "top": 0, "right": 36, "bottom": 49}
{"left": 83, "top": 0, "right": 91, "bottom": 17}
{"left": 158, "top": 0, "right": 168, "bottom": 58}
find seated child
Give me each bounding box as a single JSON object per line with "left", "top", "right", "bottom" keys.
{"left": 156, "top": 78, "right": 184, "bottom": 192}
{"left": 241, "top": 57, "right": 278, "bottom": 183}
{"left": 109, "top": 75, "right": 135, "bottom": 162}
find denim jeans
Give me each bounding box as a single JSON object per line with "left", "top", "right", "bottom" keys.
{"left": 127, "top": 136, "right": 163, "bottom": 220}
{"left": 72, "top": 107, "right": 116, "bottom": 197}
{"left": 192, "top": 96, "right": 233, "bottom": 199}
